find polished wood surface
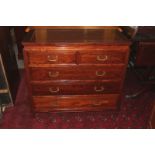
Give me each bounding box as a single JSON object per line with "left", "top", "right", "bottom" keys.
{"left": 31, "top": 26, "right": 119, "bottom": 29}
{"left": 26, "top": 46, "right": 129, "bottom": 65}
{"left": 78, "top": 50, "right": 128, "bottom": 64}
{"left": 23, "top": 28, "right": 130, "bottom": 112}
{"left": 23, "top": 28, "right": 130, "bottom": 45}
{"left": 29, "top": 65, "right": 124, "bottom": 81}
{"left": 31, "top": 80, "right": 121, "bottom": 95}
{"left": 32, "top": 94, "right": 119, "bottom": 112}
{"left": 28, "top": 50, "right": 76, "bottom": 64}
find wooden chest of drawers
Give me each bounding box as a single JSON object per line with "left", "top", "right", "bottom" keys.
{"left": 23, "top": 28, "right": 130, "bottom": 112}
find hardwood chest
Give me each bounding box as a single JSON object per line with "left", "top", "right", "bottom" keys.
{"left": 23, "top": 28, "right": 130, "bottom": 112}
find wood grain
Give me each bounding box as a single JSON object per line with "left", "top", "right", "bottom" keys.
{"left": 29, "top": 65, "right": 125, "bottom": 81}
{"left": 31, "top": 80, "right": 122, "bottom": 95}
{"left": 32, "top": 94, "right": 119, "bottom": 112}
{"left": 23, "top": 28, "right": 130, "bottom": 112}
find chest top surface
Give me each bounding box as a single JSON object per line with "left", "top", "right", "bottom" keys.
{"left": 22, "top": 28, "right": 131, "bottom": 46}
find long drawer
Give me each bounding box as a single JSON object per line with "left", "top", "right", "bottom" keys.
{"left": 31, "top": 80, "right": 121, "bottom": 95}
{"left": 29, "top": 65, "right": 125, "bottom": 81}
{"left": 32, "top": 94, "right": 119, "bottom": 112}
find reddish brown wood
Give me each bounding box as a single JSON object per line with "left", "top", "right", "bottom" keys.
{"left": 27, "top": 50, "right": 76, "bottom": 64}
{"left": 24, "top": 45, "right": 129, "bottom": 51}
{"left": 23, "top": 28, "right": 130, "bottom": 112}
{"left": 31, "top": 80, "right": 121, "bottom": 95}
{"left": 23, "top": 28, "right": 130, "bottom": 46}
{"left": 79, "top": 50, "right": 128, "bottom": 64}
{"left": 27, "top": 49, "right": 128, "bottom": 65}
{"left": 29, "top": 65, "right": 125, "bottom": 81}
{"left": 32, "top": 94, "right": 119, "bottom": 112}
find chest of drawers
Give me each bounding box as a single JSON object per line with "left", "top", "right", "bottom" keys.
{"left": 23, "top": 28, "right": 130, "bottom": 112}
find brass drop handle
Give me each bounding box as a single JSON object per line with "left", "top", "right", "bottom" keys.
{"left": 47, "top": 55, "right": 58, "bottom": 62}
{"left": 92, "top": 100, "right": 109, "bottom": 106}
{"left": 97, "top": 55, "right": 108, "bottom": 61}
{"left": 48, "top": 71, "right": 59, "bottom": 78}
{"left": 94, "top": 86, "right": 104, "bottom": 92}
{"left": 96, "top": 71, "right": 106, "bottom": 77}
{"left": 49, "top": 87, "right": 60, "bottom": 93}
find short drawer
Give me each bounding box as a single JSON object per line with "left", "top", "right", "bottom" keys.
{"left": 29, "top": 65, "right": 125, "bottom": 81}
{"left": 31, "top": 80, "right": 121, "bottom": 95}
{"left": 27, "top": 50, "right": 76, "bottom": 64}
{"left": 78, "top": 50, "right": 128, "bottom": 64}
{"left": 32, "top": 94, "right": 119, "bottom": 112}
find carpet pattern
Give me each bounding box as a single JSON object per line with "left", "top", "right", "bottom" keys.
{"left": 0, "top": 70, "right": 154, "bottom": 129}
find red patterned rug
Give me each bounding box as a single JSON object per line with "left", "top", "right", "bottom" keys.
{"left": 0, "top": 69, "right": 154, "bottom": 129}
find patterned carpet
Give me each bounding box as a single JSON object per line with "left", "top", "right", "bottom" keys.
{"left": 0, "top": 69, "right": 154, "bottom": 129}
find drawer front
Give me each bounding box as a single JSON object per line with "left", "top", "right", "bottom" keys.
{"left": 31, "top": 81, "right": 121, "bottom": 95}
{"left": 79, "top": 50, "right": 127, "bottom": 64}
{"left": 27, "top": 50, "right": 76, "bottom": 64}
{"left": 32, "top": 94, "right": 119, "bottom": 112}
{"left": 29, "top": 65, "right": 125, "bottom": 81}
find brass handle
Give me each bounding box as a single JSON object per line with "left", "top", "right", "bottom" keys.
{"left": 97, "top": 55, "right": 108, "bottom": 61}
{"left": 94, "top": 86, "right": 104, "bottom": 92}
{"left": 49, "top": 87, "right": 60, "bottom": 93}
{"left": 92, "top": 100, "right": 108, "bottom": 106}
{"left": 47, "top": 55, "right": 58, "bottom": 62}
{"left": 48, "top": 71, "right": 59, "bottom": 78}
{"left": 96, "top": 71, "right": 106, "bottom": 77}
